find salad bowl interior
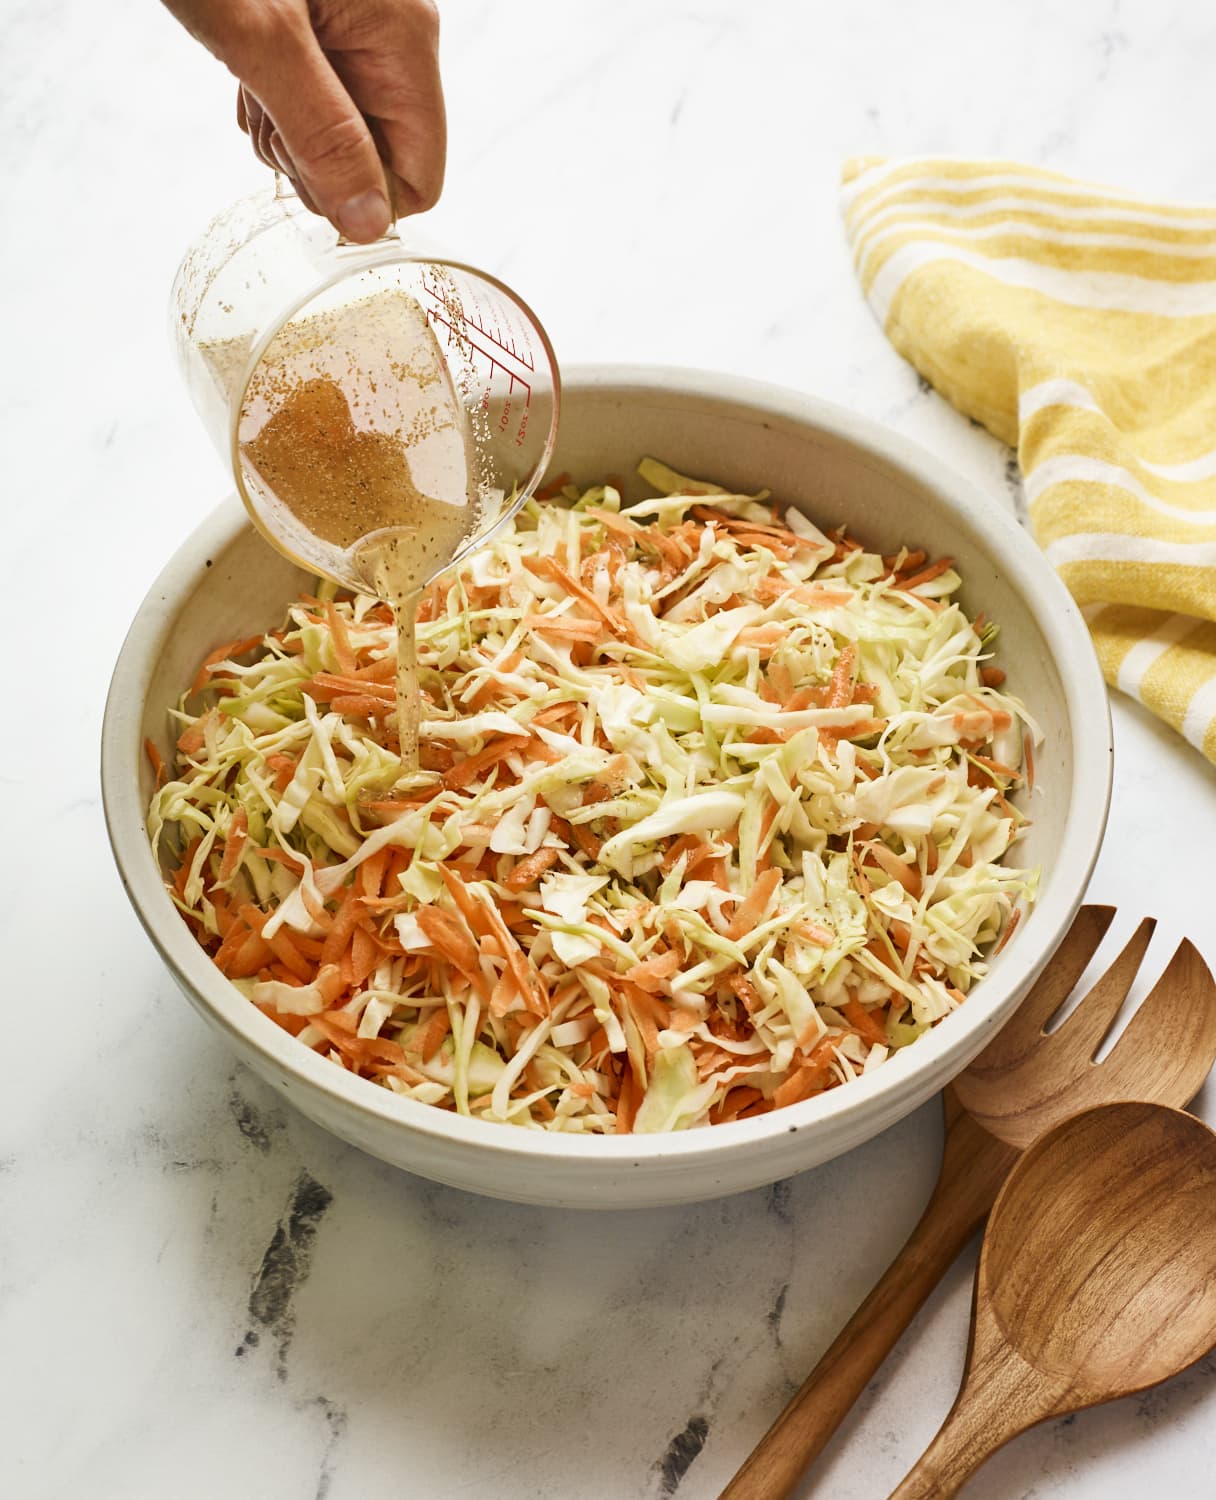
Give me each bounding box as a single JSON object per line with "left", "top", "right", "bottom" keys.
{"left": 102, "top": 366, "right": 1112, "bottom": 1208}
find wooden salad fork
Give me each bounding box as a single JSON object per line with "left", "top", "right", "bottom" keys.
{"left": 722, "top": 905, "right": 1216, "bottom": 1500}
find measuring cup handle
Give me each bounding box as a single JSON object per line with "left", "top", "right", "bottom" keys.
{"left": 273, "top": 167, "right": 404, "bottom": 246}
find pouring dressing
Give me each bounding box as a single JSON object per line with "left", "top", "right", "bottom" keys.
{"left": 171, "top": 179, "right": 559, "bottom": 770}
{"left": 235, "top": 288, "right": 481, "bottom": 766}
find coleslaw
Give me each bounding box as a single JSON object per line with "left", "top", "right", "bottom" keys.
{"left": 148, "top": 460, "right": 1039, "bottom": 1133}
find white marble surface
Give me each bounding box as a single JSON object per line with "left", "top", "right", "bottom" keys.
{"left": 4, "top": 1, "right": 1216, "bottom": 1496}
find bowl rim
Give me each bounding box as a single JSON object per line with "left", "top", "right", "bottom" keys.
{"left": 101, "top": 363, "right": 1112, "bottom": 1170}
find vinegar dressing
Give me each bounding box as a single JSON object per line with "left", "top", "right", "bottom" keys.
{"left": 225, "top": 288, "right": 482, "bottom": 770}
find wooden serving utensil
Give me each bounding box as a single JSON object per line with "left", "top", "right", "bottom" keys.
{"left": 723, "top": 907, "right": 1216, "bottom": 1499}
{"left": 890, "top": 1100, "right": 1216, "bottom": 1498}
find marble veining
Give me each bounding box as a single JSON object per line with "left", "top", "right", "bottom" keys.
{"left": 656, "top": 1416, "right": 711, "bottom": 1496}
{"left": 238, "top": 1172, "right": 335, "bottom": 1378}
{"left": 4, "top": 1, "right": 1216, "bottom": 1497}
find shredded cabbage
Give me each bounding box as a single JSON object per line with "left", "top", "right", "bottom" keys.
{"left": 149, "top": 463, "right": 1039, "bottom": 1133}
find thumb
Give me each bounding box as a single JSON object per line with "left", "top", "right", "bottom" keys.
{"left": 235, "top": 23, "right": 392, "bottom": 242}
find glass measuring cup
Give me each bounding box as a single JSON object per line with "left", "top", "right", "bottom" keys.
{"left": 170, "top": 179, "right": 560, "bottom": 595}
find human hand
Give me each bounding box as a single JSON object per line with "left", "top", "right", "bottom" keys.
{"left": 162, "top": 0, "right": 446, "bottom": 242}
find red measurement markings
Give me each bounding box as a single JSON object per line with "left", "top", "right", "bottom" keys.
{"left": 425, "top": 301, "right": 534, "bottom": 403}
{"left": 462, "top": 304, "right": 534, "bottom": 371}
{"left": 419, "top": 273, "right": 536, "bottom": 390}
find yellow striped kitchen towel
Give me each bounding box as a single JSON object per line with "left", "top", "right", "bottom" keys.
{"left": 843, "top": 155, "right": 1216, "bottom": 766}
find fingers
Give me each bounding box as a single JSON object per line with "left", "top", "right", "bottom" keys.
{"left": 225, "top": 11, "right": 392, "bottom": 242}
{"left": 322, "top": 0, "right": 447, "bottom": 217}
{"left": 239, "top": 87, "right": 271, "bottom": 168}
{"left": 238, "top": 84, "right": 322, "bottom": 213}
{"left": 174, "top": 0, "right": 447, "bottom": 235}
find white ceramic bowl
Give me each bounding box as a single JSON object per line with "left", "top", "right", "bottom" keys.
{"left": 102, "top": 367, "right": 1112, "bottom": 1208}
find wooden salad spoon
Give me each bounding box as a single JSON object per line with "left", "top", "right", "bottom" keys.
{"left": 723, "top": 907, "right": 1216, "bottom": 1499}
{"left": 890, "top": 1100, "right": 1216, "bottom": 1497}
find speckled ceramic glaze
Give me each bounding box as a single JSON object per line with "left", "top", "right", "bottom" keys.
{"left": 101, "top": 367, "right": 1112, "bottom": 1208}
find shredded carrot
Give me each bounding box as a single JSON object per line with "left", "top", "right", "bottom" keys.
{"left": 736, "top": 624, "right": 787, "bottom": 652}
{"left": 522, "top": 614, "right": 604, "bottom": 642}
{"left": 534, "top": 471, "right": 571, "bottom": 501}
{"left": 330, "top": 694, "right": 393, "bottom": 720}
{"left": 522, "top": 554, "right": 633, "bottom": 640}
{"left": 358, "top": 795, "right": 432, "bottom": 823}
{"left": 753, "top": 577, "right": 853, "bottom": 609}
{"left": 559, "top": 817, "right": 602, "bottom": 861}
{"left": 503, "top": 846, "right": 560, "bottom": 891}
{"left": 629, "top": 949, "right": 682, "bottom": 993}
{"left": 144, "top": 737, "right": 166, "bottom": 788}
{"left": 615, "top": 1070, "right": 638, "bottom": 1134}
{"left": 969, "top": 753, "right": 1020, "bottom": 783}
{"left": 172, "top": 835, "right": 202, "bottom": 899}
{"left": 585, "top": 506, "right": 687, "bottom": 567}
{"left": 690, "top": 507, "right": 819, "bottom": 553}
{"left": 838, "top": 717, "right": 888, "bottom": 741}
{"left": 826, "top": 644, "right": 858, "bottom": 709}
{"left": 792, "top": 919, "right": 835, "bottom": 946}
{"left": 312, "top": 1014, "right": 406, "bottom": 1070}
{"left": 415, "top": 904, "right": 479, "bottom": 974}
{"left": 324, "top": 600, "right": 357, "bottom": 676}
{"left": 350, "top": 655, "right": 395, "bottom": 684}
{"left": 994, "top": 906, "right": 1023, "bottom": 955}
{"left": 417, "top": 1006, "right": 452, "bottom": 1063}
{"left": 711, "top": 1086, "right": 766, "bottom": 1124}
{"left": 342, "top": 922, "right": 379, "bottom": 987}
{"left": 176, "top": 710, "right": 215, "bottom": 757}
{"left": 266, "top": 753, "right": 299, "bottom": 792}
{"left": 529, "top": 701, "right": 580, "bottom": 728}
{"left": 843, "top": 997, "right": 888, "bottom": 1048}
{"left": 256, "top": 1003, "right": 312, "bottom": 1038}
{"left": 240, "top": 903, "right": 314, "bottom": 983}
{"left": 443, "top": 734, "right": 529, "bottom": 790}
{"left": 726, "top": 868, "right": 781, "bottom": 941}
{"left": 190, "top": 635, "right": 263, "bottom": 696}
{"left": 728, "top": 973, "right": 763, "bottom": 1014}
{"left": 864, "top": 843, "right": 922, "bottom": 898}
{"left": 218, "top": 808, "right": 249, "bottom": 884}
{"left": 883, "top": 547, "right": 927, "bottom": 574}
{"left": 229, "top": 931, "right": 275, "bottom": 980}
{"left": 898, "top": 557, "right": 955, "bottom": 591}
{"left": 305, "top": 672, "right": 395, "bottom": 700}
{"left": 320, "top": 887, "right": 361, "bottom": 968}
{"left": 773, "top": 1039, "right": 838, "bottom": 1109}
{"left": 466, "top": 653, "right": 524, "bottom": 709}
{"left": 624, "top": 991, "right": 662, "bottom": 1055}
{"left": 249, "top": 845, "right": 308, "bottom": 870}
{"left": 587, "top": 754, "right": 634, "bottom": 797}
{"left": 213, "top": 915, "right": 254, "bottom": 975}
{"left": 357, "top": 847, "right": 390, "bottom": 901}
{"left": 443, "top": 866, "right": 547, "bottom": 1017}
{"left": 660, "top": 834, "right": 704, "bottom": 875}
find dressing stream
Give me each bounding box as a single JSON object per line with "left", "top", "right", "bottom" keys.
{"left": 355, "top": 529, "right": 472, "bottom": 771}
